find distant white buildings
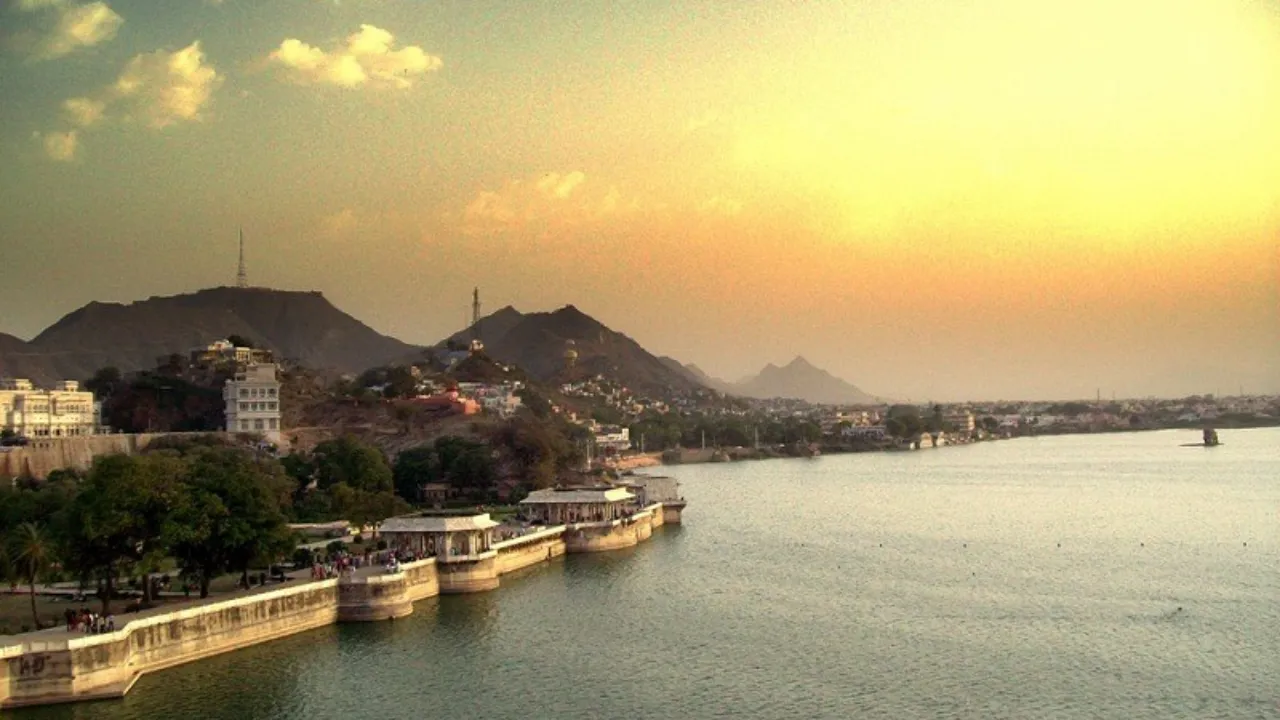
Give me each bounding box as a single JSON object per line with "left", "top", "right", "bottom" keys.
{"left": 456, "top": 382, "right": 523, "bottom": 418}
{"left": 946, "top": 411, "right": 976, "bottom": 433}
{"left": 190, "top": 339, "right": 274, "bottom": 367}
{"left": 223, "top": 363, "right": 282, "bottom": 445}
{"left": 594, "top": 426, "right": 631, "bottom": 452}
{"left": 0, "top": 378, "right": 97, "bottom": 438}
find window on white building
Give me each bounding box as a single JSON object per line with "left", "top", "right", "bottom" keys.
{"left": 268, "top": 418, "right": 277, "bottom": 429}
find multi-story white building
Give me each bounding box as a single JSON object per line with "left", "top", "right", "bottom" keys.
{"left": 0, "top": 378, "right": 97, "bottom": 438}
{"left": 945, "top": 411, "right": 976, "bottom": 433}
{"left": 594, "top": 426, "right": 631, "bottom": 453}
{"left": 223, "top": 364, "right": 282, "bottom": 445}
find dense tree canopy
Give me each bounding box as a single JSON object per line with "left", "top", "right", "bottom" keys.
{"left": 63, "top": 454, "right": 186, "bottom": 611}
{"left": 392, "top": 436, "right": 497, "bottom": 503}
{"left": 311, "top": 436, "right": 393, "bottom": 493}
{"left": 165, "top": 447, "right": 294, "bottom": 597}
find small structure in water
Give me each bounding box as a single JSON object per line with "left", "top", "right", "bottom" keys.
{"left": 1202, "top": 427, "right": 1220, "bottom": 447}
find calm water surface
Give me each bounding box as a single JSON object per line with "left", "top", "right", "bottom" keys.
{"left": 19, "top": 429, "right": 1280, "bottom": 720}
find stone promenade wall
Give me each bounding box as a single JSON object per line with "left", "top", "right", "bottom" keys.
{"left": 0, "top": 433, "right": 227, "bottom": 480}
{"left": 1, "top": 579, "right": 338, "bottom": 708}
{"left": 0, "top": 503, "right": 680, "bottom": 709}
{"left": 492, "top": 527, "right": 567, "bottom": 574}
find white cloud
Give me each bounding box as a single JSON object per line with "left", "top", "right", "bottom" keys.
{"left": 39, "top": 41, "right": 220, "bottom": 160}
{"left": 267, "top": 24, "right": 442, "bottom": 90}
{"left": 30, "top": 1, "right": 123, "bottom": 60}
{"left": 461, "top": 171, "right": 655, "bottom": 235}
{"left": 320, "top": 208, "right": 359, "bottom": 237}
{"left": 40, "top": 130, "right": 79, "bottom": 161}
{"left": 535, "top": 171, "right": 585, "bottom": 199}
{"left": 112, "top": 42, "right": 222, "bottom": 128}
{"left": 62, "top": 96, "right": 105, "bottom": 127}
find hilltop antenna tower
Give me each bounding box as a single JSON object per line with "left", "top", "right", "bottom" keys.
{"left": 468, "top": 287, "right": 484, "bottom": 354}
{"left": 236, "top": 228, "right": 248, "bottom": 288}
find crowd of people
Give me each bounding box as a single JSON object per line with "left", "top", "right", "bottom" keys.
{"left": 64, "top": 607, "right": 114, "bottom": 634}
{"left": 310, "top": 547, "right": 428, "bottom": 580}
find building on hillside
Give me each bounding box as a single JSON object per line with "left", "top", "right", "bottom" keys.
{"left": 479, "top": 390, "right": 522, "bottom": 417}
{"left": 0, "top": 378, "right": 97, "bottom": 438}
{"left": 223, "top": 363, "right": 282, "bottom": 444}
{"left": 593, "top": 426, "right": 631, "bottom": 453}
{"left": 519, "top": 486, "right": 637, "bottom": 524}
{"left": 190, "top": 339, "right": 274, "bottom": 368}
{"left": 410, "top": 387, "right": 480, "bottom": 415}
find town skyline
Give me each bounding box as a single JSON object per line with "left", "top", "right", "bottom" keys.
{"left": 2, "top": 1, "right": 1278, "bottom": 401}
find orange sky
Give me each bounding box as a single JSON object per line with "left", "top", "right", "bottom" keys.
{"left": 1, "top": 0, "right": 1277, "bottom": 399}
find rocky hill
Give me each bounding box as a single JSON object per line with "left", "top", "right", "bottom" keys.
{"left": 0, "top": 287, "right": 421, "bottom": 384}
{"left": 699, "top": 356, "right": 879, "bottom": 405}
{"left": 437, "top": 305, "right": 704, "bottom": 396}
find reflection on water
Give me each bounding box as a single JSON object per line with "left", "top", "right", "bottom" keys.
{"left": 15, "top": 429, "right": 1280, "bottom": 720}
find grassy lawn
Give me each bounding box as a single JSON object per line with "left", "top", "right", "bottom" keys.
{"left": 0, "top": 568, "right": 290, "bottom": 638}
{"left": 0, "top": 593, "right": 72, "bottom": 635}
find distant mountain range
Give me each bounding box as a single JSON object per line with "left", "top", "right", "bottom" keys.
{"left": 685, "top": 356, "right": 880, "bottom": 405}
{"left": 437, "top": 305, "right": 703, "bottom": 396}
{"left": 1, "top": 287, "right": 879, "bottom": 405}
{"left": 0, "top": 287, "right": 419, "bottom": 384}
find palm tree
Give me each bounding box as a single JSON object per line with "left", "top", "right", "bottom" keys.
{"left": 11, "top": 522, "right": 53, "bottom": 630}
{"left": 0, "top": 544, "right": 13, "bottom": 591}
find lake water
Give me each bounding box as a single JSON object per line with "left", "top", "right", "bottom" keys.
{"left": 18, "top": 428, "right": 1280, "bottom": 720}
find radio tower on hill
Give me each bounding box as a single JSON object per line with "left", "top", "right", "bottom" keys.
{"left": 468, "top": 287, "right": 484, "bottom": 354}
{"left": 236, "top": 227, "right": 248, "bottom": 288}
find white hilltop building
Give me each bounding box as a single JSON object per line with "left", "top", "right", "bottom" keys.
{"left": 0, "top": 378, "right": 97, "bottom": 438}
{"left": 223, "top": 363, "right": 282, "bottom": 445}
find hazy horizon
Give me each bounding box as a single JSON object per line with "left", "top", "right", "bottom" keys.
{"left": 2, "top": 1, "right": 1277, "bottom": 402}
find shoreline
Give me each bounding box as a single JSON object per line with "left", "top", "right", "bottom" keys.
{"left": 623, "top": 424, "right": 1255, "bottom": 469}
{"left": 0, "top": 501, "right": 685, "bottom": 710}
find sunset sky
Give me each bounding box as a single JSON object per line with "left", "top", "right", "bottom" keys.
{"left": 1, "top": 0, "right": 1277, "bottom": 401}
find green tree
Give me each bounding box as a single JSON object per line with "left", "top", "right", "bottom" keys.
{"left": 591, "top": 406, "right": 624, "bottom": 426}
{"left": 492, "top": 417, "right": 577, "bottom": 490}
{"left": 329, "top": 486, "right": 408, "bottom": 539}
{"left": 449, "top": 442, "right": 496, "bottom": 497}
{"left": 382, "top": 366, "right": 418, "bottom": 399}
{"left": 312, "top": 436, "right": 393, "bottom": 493}
{"left": 85, "top": 366, "right": 122, "bottom": 400}
{"left": 393, "top": 446, "right": 439, "bottom": 502}
{"left": 280, "top": 453, "right": 316, "bottom": 492}
{"left": 0, "top": 543, "right": 12, "bottom": 591}
{"left": 166, "top": 448, "right": 295, "bottom": 597}
{"left": 10, "top": 522, "right": 53, "bottom": 629}
{"left": 63, "top": 454, "right": 183, "bottom": 613}
{"left": 516, "top": 387, "right": 552, "bottom": 418}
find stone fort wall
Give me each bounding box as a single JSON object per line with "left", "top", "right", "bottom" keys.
{"left": 0, "top": 433, "right": 227, "bottom": 480}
